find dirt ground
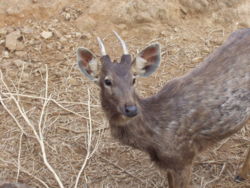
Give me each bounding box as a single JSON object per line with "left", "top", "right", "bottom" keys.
{"left": 0, "top": 0, "right": 250, "bottom": 187}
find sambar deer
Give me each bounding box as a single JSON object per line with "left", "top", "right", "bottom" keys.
{"left": 76, "top": 29, "right": 250, "bottom": 187}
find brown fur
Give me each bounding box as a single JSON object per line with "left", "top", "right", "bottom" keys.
{"left": 78, "top": 29, "right": 250, "bottom": 187}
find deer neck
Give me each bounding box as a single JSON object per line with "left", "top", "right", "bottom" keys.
{"left": 100, "top": 91, "right": 160, "bottom": 149}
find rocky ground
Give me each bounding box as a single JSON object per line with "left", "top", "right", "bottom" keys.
{"left": 0, "top": 0, "right": 250, "bottom": 187}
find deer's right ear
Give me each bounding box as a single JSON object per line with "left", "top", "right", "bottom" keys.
{"left": 77, "top": 47, "right": 100, "bottom": 81}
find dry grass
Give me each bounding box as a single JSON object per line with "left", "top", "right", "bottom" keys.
{"left": 0, "top": 5, "right": 249, "bottom": 188}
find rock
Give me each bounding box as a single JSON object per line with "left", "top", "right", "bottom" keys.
{"left": 41, "top": 31, "right": 53, "bottom": 39}
{"left": 160, "top": 31, "right": 167, "bottom": 37}
{"left": 15, "top": 51, "right": 27, "bottom": 57}
{"left": 14, "top": 59, "right": 27, "bottom": 67}
{"left": 53, "top": 29, "right": 63, "bottom": 38}
{"left": 0, "top": 40, "right": 5, "bottom": 45}
{"left": 2, "top": 51, "right": 9, "bottom": 58}
{"left": 68, "top": 77, "right": 78, "bottom": 86}
{"left": 75, "top": 32, "right": 81, "bottom": 38}
{"left": 21, "top": 27, "right": 33, "bottom": 34}
{"left": 6, "top": 6, "right": 22, "bottom": 15}
{"left": 60, "top": 37, "right": 67, "bottom": 42}
{"left": 65, "top": 35, "right": 72, "bottom": 39}
{"left": 65, "top": 13, "right": 71, "bottom": 21}
{"left": 5, "top": 30, "right": 22, "bottom": 51}
{"left": 16, "top": 41, "right": 25, "bottom": 50}
{"left": 75, "top": 15, "right": 96, "bottom": 31}
{"left": 81, "top": 32, "right": 91, "bottom": 40}
{"left": 22, "top": 72, "right": 30, "bottom": 80}
{"left": 134, "top": 12, "right": 153, "bottom": 23}
{"left": 0, "top": 28, "right": 7, "bottom": 35}
{"left": 117, "top": 24, "right": 127, "bottom": 30}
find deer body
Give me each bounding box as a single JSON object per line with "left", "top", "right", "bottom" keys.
{"left": 77, "top": 29, "right": 250, "bottom": 187}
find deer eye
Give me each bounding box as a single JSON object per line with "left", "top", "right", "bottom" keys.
{"left": 104, "top": 79, "right": 112, "bottom": 86}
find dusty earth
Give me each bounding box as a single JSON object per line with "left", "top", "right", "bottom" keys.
{"left": 0, "top": 0, "right": 250, "bottom": 187}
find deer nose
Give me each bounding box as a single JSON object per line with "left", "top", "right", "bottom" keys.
{"left": 124, "top": 105, "right": 138, "bottom": 117}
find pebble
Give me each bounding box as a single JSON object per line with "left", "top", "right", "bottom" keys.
{"left": 60, "top": 37, "right": 67, "bottom": 42}
{"left": 68, "top": 77, "right": 78, "bottom": 86}
{"left": 53, "top": 29, "right": 63, "bottom": 38}
{"left": 41, "top": 31, "right": 53, "bottom": 39}
{"left": 75, "top": 15, "right": 96, "bottom": 31}
{"left": 5, "top": 30, "right": 22, "bottom": 51}
{"left": 81, "top": 32, "right": 91, "bottom": 39}
{"left": 2, "top": 51, "right": 9, "bottom": 58}
{"left": 75, "top": 32, "right": 81, "bottom": 38}
{"left": 0, "top": 40, "right": 5, "bottom": 45}
{"left": 14, "top": 59, "right": 27, "bottom": 67}
{"left": 15, "top": 51, "right": 27, "bottom": 57}
{"left": 21, "top": 27, "right": 33, "bottom": 34}
{"left": 65, "top": 13, "right": 71, "bottom": 21}
{"left": 0, "top": 28, "right": 7, "bottom": 35}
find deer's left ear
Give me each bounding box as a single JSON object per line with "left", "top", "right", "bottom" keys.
{"left": 132, "top": 43, "right": 161, "bottom": 77}
{"left": 77, "top": 47, "right": 100, "bottom": 81}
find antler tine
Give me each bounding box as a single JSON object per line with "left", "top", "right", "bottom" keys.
{"left": 113, "top": 31, "right": 128, "bottom": 55}
{"left": 97, "top": 37, "right": 107, "bottom": 56}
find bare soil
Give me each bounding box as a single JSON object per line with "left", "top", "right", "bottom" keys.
{"left": 0, "top": 0, "right": 249, "bottom": 187}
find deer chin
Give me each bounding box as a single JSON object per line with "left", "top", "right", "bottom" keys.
{"left": 110, "top": 113, "right": 139, "bottom": 127}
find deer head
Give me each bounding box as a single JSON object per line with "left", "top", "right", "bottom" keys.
{"left": 77, "top": 32, "right": 161, "bottom": 119}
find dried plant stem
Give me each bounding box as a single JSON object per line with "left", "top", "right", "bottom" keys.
{"left": 0, "top": 157, "right": 49, "bottom": 188}
{"left": 74, "top": 88, "right": 94, "bottom": 188}
{"left": 16, "top": 132, "right": 23, "bottom": 182}
{"left": 0, "top": 68, "right": 64, "bottom": 188}
{"left": 0, "top": 96, "right": 27, "bottom": 135}
{"left": 2, "top": 92, "right": 99, "bottom": 120}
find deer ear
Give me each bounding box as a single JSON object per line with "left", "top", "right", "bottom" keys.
{"left": 132, "top": 43, "right": 161, "bottom": 77}
{"left": 77, "top": 47, "right": 100, "bottom": 81}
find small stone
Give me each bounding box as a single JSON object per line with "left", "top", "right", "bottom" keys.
{"left": 6, "top": 7, "right": 21, "bottom": 15}
{"left": 41, "top": 68, "right": 46, "bottom": 74}
{"left": 160, "top": 31, "right": 167, "bottom": 37}
{"left": 21, "top": 27, "right": 33, "bottom": 34}
{"left": 14, "top": 59, "right": 27, "bottom": 67}
{"left": 41, "top": 31, "right": 53, "bottom": 39}
{"left": 47, "top": 43, "right": 54, "bottom": 49}
{"left": 15, "top": 51, "right": 27, "bottom": 57}
{"left": 5, "top": 30, "right": 22, "bottom": 51}
{"left": 68, "top": 77, "right": 78, "bottom": 85}
{"left": 134, "top": 12, "right": 153, "bottom": 23}
{"left": 60, "top": 37, "right": 67, "bottom": 42}
{"left": 65, "top": 13, "right": 71, "bottom": 20}
{"left": 6, "top": 27, "right": 15, "bottom": 34}
{"left": 75, "top": 32, "right": 81, "bottom": 38}
{"left": 0, "top": 40, "right": 5, "bottom": 45}
{"left": 22, "top": 72, "right": 30, "bottom": 80}
{"left": 2, "top": 51, "right": 9, "bottom": 58}
{"left": 173, "top": 27, "right": 179, "bottom": 32}
{"left": 0, "top": 28, "right": 7, "bottom": 35}
{"left": 53, "top": 29, "right": 63, "bottom": 38}
{"left": 16, "top": 41, "right": 25, "bottom": 50}
{"left": 65, "top": 35, "right": 72, "bottom": 39}
{"left": 56, "top": 42, "right": 62, "bottom": 50}
{"left": 117, "top": 24, "right": 127, "bottom": 30}
{"left": 81, "top": 32, "right": 91, "bottom": 39}
{"left": 76, "top": 15, "right": 96, "bottom": 31}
